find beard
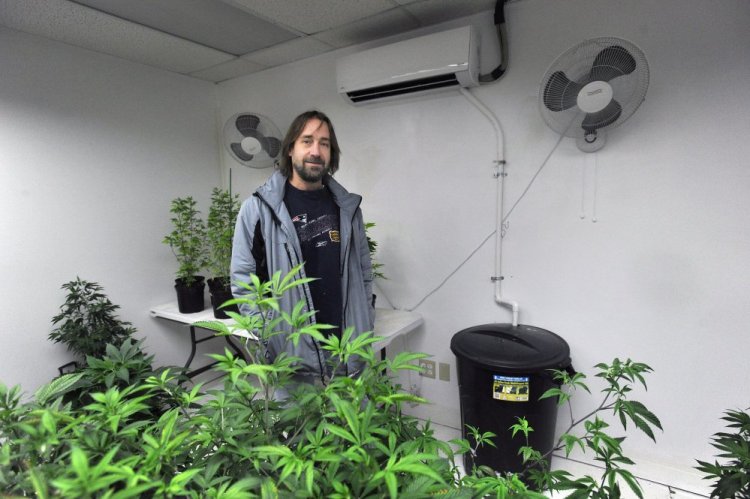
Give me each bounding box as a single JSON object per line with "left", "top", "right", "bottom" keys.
{"left": 292, "top": 157, "right": 328, "bottom": 184}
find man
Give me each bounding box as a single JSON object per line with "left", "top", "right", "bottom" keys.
{"left": 231, "top": 110, "right": 374, "bottom": 385}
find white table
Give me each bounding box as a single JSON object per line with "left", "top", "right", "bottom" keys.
{"left": 370, "top": 308, "right": 424, "bottom": 357}
{"left": 150, "top": 303, "right": 422, "bottom": 377}
{"left": 150, "top": 302, "right": 246, "bottom": 378}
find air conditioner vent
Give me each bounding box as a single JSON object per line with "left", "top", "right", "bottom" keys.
{"left": 347, "top": 73, "right": 460, "bottom": 103}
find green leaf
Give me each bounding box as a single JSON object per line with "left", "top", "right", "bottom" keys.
{"left": 560, "top": 433, "right": 585, "bottom": 456}
{"left": 29, "top": 467, "right": 50, "bottom": 499}
{"left": 323, "top": 423, "right": 358, "bottom": 444}
{"left": 35, "top": 372, "right": 85, "bottom": 404}
{"left": 70, "top": 446, "right": 90, "bottom": 477}
{"left": 389, "top": 351, "right": 430, "bottom": 372}
{"left": 41, "top": 410, "right": 57, "bottom": 434}
{"left": 385, "top": 471, "right": 398, "bottom": 498}
{"left": 620, "top": 400, "right": 662, "bottom": 441}
{"left": 539, "top": 387, "right": 566, "bottom": 402}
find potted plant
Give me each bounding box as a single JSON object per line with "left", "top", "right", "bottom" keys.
{"left": 163, "top": 196, "right": 208, "bottom": 313}
{"left": 48, "top": 277, "right": 136, "bottom": 368}
{"left": 205, "top": 187, "right": 241, "bottom": 318}
{"left": 365, "top": 221, "right": 386, "bottom": 281}
{"left": 365, "top": 221, "right": 385, "bottom": 307}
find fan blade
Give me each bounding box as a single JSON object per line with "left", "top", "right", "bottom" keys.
{"left": 581, "top": 99, "right": 622, "bottom": 132}
{"left": 264, "top": 137, "right": 281, "bottom": 158}
{"left": 590, "top": 45, "right": 636, "bottom": 82}
{"left": 543, "top": 71, "right": 584, "bottom": 112}
{"left": 230, "top": 142, "right": 254, "bottom": 162}
{"left": 235, "top": 114, "right": 260, "bottom": 137}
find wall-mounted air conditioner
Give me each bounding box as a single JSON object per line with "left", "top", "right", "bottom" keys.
{"left": 336, "top": 25, "right": 480, "bottom": 105}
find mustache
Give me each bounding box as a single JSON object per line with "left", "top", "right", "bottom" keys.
{"left": 304, "top": 156, "right": 325, "bottom": 165}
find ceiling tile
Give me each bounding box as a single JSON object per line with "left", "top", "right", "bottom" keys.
{"left": 241, "top": 36, "right": 334, "bottom": 67}
{"left": 312, "top": 8, "right": 420, "bottom": 48}
{"left": 404, "top": 0, "right": 497, "bottom": 26}
{"left": 189, "top": 58, "right": 267, "bottom": 83}
{"left": 0, "top": 0, "right": 234, "bottom": 74}
{"left": 70, "top": 0, "right": 298, "bottom": 55}
{"left": 1, "top": 0, "right": 508, "bottom": 82}
{"left": 223, "top": 0, "right": 397, "bottom": 35}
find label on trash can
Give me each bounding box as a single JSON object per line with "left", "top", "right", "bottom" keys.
{"left": 492, "top": 375, "right": 529, "bottom": 402}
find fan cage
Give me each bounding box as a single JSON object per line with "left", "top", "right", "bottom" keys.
{"left": 223, "top": 113, "right": 282, "bottom": 169}
{"left": 539, "top": 37, "right": 649, "bottom": 138}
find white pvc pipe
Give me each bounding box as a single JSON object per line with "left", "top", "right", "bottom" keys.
{"left": 459, "top": 87, "right": 520, "bottom": 326}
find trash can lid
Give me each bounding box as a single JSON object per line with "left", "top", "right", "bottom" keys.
{"left": 450, "top": 323, "right": 570, "bottom": 373}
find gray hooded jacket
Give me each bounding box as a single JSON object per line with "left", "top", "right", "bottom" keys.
{"left": 231, "top": 170, "right": 374, "bottom": 378}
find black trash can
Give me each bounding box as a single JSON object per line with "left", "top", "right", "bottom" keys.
{"left": 450, "top": 323, "right": 571, "bottom": 474}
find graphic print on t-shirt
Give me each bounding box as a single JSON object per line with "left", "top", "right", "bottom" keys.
{"left": 291, "top": 213, "right": 339, "bottom": 248}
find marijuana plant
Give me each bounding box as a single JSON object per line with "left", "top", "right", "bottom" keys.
{"left": 1, "top": 268, "right": 543, "bottom": 497}
{"left": 163, "top": 196, "right": 208, "bottom": 286}
{"left": 48, "top": 277, "right": 135, "bottom": 361}
{"left": 4, "top": 269, "right": 664, "bottom": 497}
{"left": 205, "top": 187, "right": 240, "bottom": 286}
{"left": 515, "top": 359, "right": 663, "bottom": 498}
{"left": 365, "top": 221, "right": 385, "bottom": 280}
{"left": 696, "top": 407, "right": 750, "bottom": 498}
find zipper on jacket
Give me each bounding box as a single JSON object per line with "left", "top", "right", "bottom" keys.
{"left": 285, "top": 241, "right": 327, "bottom": 383}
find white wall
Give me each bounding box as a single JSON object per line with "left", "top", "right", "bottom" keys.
{"left": 0, "top": 27, "right": 221, "bottom": 390}
{"left": 1, "top": 0, "right": 747, "bottom": 493}
{"left": 217, "top": 0, "right": 750, "bottom": 493}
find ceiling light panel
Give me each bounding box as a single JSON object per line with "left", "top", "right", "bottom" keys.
{"left": 224, "top": 0, "right": 397, "bottom": 35}
{"left": 70, "top": 0, "right": 298, "bottom": 55}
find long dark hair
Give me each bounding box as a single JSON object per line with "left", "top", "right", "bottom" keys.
{"left": 277, "top": 110, "right": 341, "bottom": 176}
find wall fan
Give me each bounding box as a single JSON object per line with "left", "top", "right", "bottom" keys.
{"left": 539, "top": 37, "right": 649, "bottom": 152}
{"left": 223, "top": 113, "right": 282, "bottom": 168}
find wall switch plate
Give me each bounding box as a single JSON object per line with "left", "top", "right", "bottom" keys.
{"left": 439, "top": 362, "right": 450, "bottom": 382}
{"left": 419, "top": 359, "right": 436, "bottom": 378}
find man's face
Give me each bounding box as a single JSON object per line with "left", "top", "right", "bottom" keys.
{"left": 289, "top": 118, "right": 331, "bottom": 187}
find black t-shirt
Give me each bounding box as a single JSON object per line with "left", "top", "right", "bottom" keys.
{"left": 284, "top": 182, "right": 342, "bottom": 337}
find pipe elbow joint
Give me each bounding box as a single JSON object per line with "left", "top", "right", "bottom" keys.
{"left": 495, "top": 293, "right": 520, "bottom": 327}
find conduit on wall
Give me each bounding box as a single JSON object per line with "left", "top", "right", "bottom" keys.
{"left": 459, "top": 87, "right": 519, "bottom": 326}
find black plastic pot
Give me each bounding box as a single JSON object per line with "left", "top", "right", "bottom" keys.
{"left": 174, "top": 276, "right": 205, "bottom": 313}
{"left": 207, "top": 277, "right": 239, "bottom": 319}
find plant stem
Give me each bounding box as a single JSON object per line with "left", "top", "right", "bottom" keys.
{"left": 544, "top": 392, "right": 614, "bottom": 460}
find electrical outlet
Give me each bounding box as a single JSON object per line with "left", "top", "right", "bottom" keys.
{"left": 439, "top": 362, "right": 450, "bottom": 382}
{"left": 419, "top": 359, "right": 435, "bottom": 378}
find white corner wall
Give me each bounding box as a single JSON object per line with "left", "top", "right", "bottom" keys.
{"left": 216, "top": 0, "right": 750, "bottom": 494}
{"left": 0, "top": 27, "right": 221, "bottom": 390}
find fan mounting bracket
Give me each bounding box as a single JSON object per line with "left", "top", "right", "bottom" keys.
{"left": 576, "top": 130, "right": 606, "bottom": 153}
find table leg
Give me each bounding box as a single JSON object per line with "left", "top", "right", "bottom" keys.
{"left": 183, "top": 326, "right": 248, "bottom": 379}
{"left": 184, "top": 326, "right": 198, "bottom": 373}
